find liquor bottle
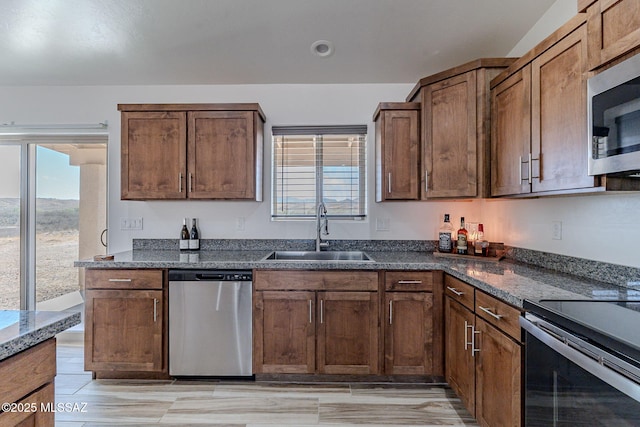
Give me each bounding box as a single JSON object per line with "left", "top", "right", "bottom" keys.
{"left": 438, "top": 214, "right": 454, "bottom": 253}
{"left": 179, "top": 218, "right": 190, "bottom": 250}
{"left": 474, "top": 223, "right": 485, "bottom": 255}
{"left": 189, "top": 218, "right": 200, "bottom": 250}
{"left": 456, "top": 217, "right": 468, "bottom": 255}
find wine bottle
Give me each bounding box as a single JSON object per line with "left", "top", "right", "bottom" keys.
{"left": 179, "top": 218, "right": 190, "bottom": 250}
{"left": 438, "top": 214, "right": 454, "bottom": 253}
{"left": 189, "top": 218, "right": 200, "bottom": 250}
{"left": 456, "top": 217, "right": 468, "bottom": 255}
{"left": 474, "top": 223, "right": 485, "bottom": 255}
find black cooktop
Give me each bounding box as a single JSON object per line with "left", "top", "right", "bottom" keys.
{"left": 525, "top": 299, "right": 640, "bottom": 367}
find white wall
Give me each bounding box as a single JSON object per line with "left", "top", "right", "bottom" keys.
{"left": 0, "top": 84, "right": 478, "bottom": 253}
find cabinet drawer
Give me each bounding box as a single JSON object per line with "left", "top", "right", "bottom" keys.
{"left": 254, "top": 270, "right": 378, "bottom": 291}
{"left": 385, "top": 271, "right": 433, "bottom": 291}
{"left": 475, "top": 291, "right": 522, "bottom": 341}
{"left": 86, "top": 269, "right": 164, "bottom": 290}
{"left": 444, "top": 275, "right": 475, "bottom": 310}
{"left": 0, "top": 338, "right": 56, "bottom": 406}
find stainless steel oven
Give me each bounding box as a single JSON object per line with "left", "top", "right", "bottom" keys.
{"left": 521, "top": 300, "right": 640, "bottom": 426}
{"left": 588, "top": 52, "right": 640, "bottom": 176}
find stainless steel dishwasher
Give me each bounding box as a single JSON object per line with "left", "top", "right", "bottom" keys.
{"left": 168, "top": 270, "right": 253, "bottom": 377}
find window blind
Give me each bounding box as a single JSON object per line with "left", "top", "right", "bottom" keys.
{"left": 272, "top": 126, "right": 367, "bottom": 219}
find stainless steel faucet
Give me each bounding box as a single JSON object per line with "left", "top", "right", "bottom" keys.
{"left": 316, "top": 202, "right": 329, "bottom": 251}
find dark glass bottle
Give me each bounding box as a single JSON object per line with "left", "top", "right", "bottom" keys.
{"left": 456, "top": 217, "right": 468, "bottom": 255}
{"left": 179, "top": 218, "right": 190, "bottom": 250}
{"left": 189, "top": 218, "right": 200, "bottom": 250}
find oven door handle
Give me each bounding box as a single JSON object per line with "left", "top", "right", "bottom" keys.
{"left": 521, "top": 314, "right": 640, "bottom": 403}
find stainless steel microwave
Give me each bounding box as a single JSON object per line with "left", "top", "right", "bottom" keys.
{"left": 588, "top": 52, "right": 640, "bottom": 176}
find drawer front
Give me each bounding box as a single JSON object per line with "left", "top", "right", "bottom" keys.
{"left": 86, "top": 269, "right": 164, "bottom": 290}
{"left": 475, "top": 290, "right": 522, "bottom": 341}
{"left": 0, "top": 338, "right": 56, "bottom": 406}
{"left": 385, "top": 271, "right": 433, "bottom": 291}
{"left": 254, "top": 270, "right": 378, "bottom": 291}
{"left": 444, "top": 275, "right": 475, "bottom": 310}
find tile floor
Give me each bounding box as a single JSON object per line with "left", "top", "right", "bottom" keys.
{"left": 55, "top": 344, "right": 479, "bottom": 426}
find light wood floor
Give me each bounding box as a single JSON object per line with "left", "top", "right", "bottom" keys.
{"left": 55, "top": 344, "right": 479, "bottom": 426}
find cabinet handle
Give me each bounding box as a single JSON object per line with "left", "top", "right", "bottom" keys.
{"left": 528, "top": 153, "right": 533, "bottom": 184}
{"left": 188, "top": 173, "right": 193, "bottom": 193}
{"left": 464, "top": 321, "right": 473, "bottom": 350}
{"left": 425, "top": 170, "right": 429, "bottom": 193}
{"left": 308, "top": 300, "right": 313, "bottom": 324}
{"left": 153, "top": 298, "right": 158, "bottom": 323}
{"left": 108, "top": 278, "right": 132, "bottom": 282}
{"left": 472, "top": 328, "right": 481, "bottom": 356}
{"left": 478, "top": 305, "right": 503, "bottom": 320}
{"left": 398, "top": 280, "right": 422, "bottom": 285}
{"left": 389, "top": 300, "right": 393, "bottom": 325}
{"left": 388, "top": 173, "right": 392, "bottom": 194}
{"left": 531, "top": 154, "right": 540, "bottom": 181}
{"left": 320, "top": 299, "right": 324, "bottom": 324}
{"left": 179, "top": 173, "right": 183, "bottom": 192}
{"left": 518, "top": 156, "right": 523, "bottom": 182}
{"left": 446, "top": 286, "right": 464, "bottom": 296}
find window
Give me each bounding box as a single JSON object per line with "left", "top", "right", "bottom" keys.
{"left": 272, "top": 125, "right": 367, "bottom": 219}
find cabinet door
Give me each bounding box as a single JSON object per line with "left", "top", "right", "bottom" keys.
{"left": 384, "top": 292, "right": 433, "bottom": 375}
{"left": 121, "top": 111, "right": 187, "bottom": 200}
{"left": 85, "top": 289, "right": 164, "bottom": 372}
{"left": 317, "top": 291, "right": 379, "bottom": 375}
{"left": 188, "top": 111, "right": 256, "bottom": 199}
{"left": 490, "top": 66, "right": 532, "bottom": 196}
{"left": 381, "top": 110, "right": 420, "bottom": 200}
{"left": 445, "top": 296, "right": 476, "bottom": 417}
{"left": 532, "top": 25, "right": 596, "bottom": 193}
{"left": 423, "top": 72, "right": 477, "bottom": 198}
{"left": 587, "top": 0, "right": 640, "bottom": 70}
{"left": 0, "top": 382, "right": 54, "bottom": 426}
{"left": 475, "top": 317, "right": 522, "bottom": 427}
{"left": 253, "top": 291, "right": 316, "bottom": 374}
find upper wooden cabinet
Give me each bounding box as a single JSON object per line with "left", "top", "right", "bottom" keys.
{"left": 585, "top": 0, "right": 640, "bottom": 70}
{"left": 408, "top": 59, "right": 515, "bottom": 199}
{"left": 373, "top": 102, "right": 421, "bottom": 201}
{"left": 119, "top": 103, "right": 265, "bottom": 201}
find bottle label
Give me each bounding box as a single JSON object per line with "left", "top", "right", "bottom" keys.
{"left": 438, "top": 232, "right": 452, "bottom": 252}
{"left": 189, "top": 239, "right": 200, "bottom": 250}
{"left": 457, "top": 234, "right": 467, "bottom": 251}
{"left": 179, "top": 239, "right": 190, "bottom": 250}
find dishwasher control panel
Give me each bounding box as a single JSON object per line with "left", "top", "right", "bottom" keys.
{"left": 168, "top": 270, "right": 253, "bottom": 282}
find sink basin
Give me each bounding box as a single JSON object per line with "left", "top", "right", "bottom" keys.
{"left": 262, "top": 250, "right": 374, "bottom": 262}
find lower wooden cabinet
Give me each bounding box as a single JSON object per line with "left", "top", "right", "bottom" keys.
{"left": 444, "top": 274, "right": 523, "bottom": 427}
{"left": 84, "top": 269, "right": 167, "bottom": 378}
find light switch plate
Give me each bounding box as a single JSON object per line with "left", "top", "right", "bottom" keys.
{"left": 552, "top": 221, "right": 562, "bottom": 240}
{"left": 376, "top": 218, "right": 390, "bottom": 231}
{"left": 120, "top": 217, "right": 143, "bottom": 230}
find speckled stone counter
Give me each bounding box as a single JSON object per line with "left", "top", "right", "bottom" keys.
{"left": 0, "top": 310, "right": 81, "bottom": 361}
{"left": 75, "top": 247, "right": 635, "bottom": 309}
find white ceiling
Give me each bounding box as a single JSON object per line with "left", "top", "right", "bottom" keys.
{"left": 0, "top": 0, "right": 557, "bottom": 86}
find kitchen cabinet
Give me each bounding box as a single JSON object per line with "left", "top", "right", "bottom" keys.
{"left": 0, "top": 339, "right": 56, "bottom": 426}
{"left": 373, "top": 102, "right": 421, "bottom": 201}
{"left": 491, "top": 18, "right": 599, "bottom": 196}
{"left": 444, "top": 274, "right": 523, "bottom": 427}
{"left": 119, "top": 103, "right": 265, "bottom": 201}
{"left": 85, "top": 269, "right": 167, "bottom": 378}
{"left": 383, "top": 271, "right": 443, "bottom": 376}
{"left": 253, "top": 270, "right": 379, "bottom": 375}
{"left": 584, "top": 0, "right": 640, "bottom": 70}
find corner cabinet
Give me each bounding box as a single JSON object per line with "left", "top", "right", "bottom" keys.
{"left": 444, "top": 274, "right": 523, "bottom": 427}
{"left": 373, "top": 102, "right": 421, "bottom": 201}
{"left": 119, "top": 103, "right": 265, "bottom": 201}
{"left": 84, "top": 269, "right": 168, "bottom": 379}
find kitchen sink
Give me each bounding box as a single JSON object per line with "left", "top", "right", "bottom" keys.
{"left": 262, "top": 250, "right": 374, "bottom": 262}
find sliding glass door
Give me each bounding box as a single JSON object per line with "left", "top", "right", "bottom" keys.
{"left": 0, "top": 137, "right": 107, "bottom": 311}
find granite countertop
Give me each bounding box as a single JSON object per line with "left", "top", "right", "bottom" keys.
{"left": 0, "top": 310, "right": 81, "bottom": 361}
{"left": 75, "top": 249, "right": 632, "bottom": 308}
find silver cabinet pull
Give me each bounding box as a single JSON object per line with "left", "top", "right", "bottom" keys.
{"left": 446, "top": 286, "right": 464, "bottom": 296}
{"left": 320, "top": 299, "right": 324, "bottom": 324}
{"left": 398, "top": 280, "right": 422, "bottom": 285}
{"left": 308, "top": 300, "right": 313, "bottom": 324}
{"left": 425, "top": 170, "right": 429, "bottom": 193}
{"left": 528, "top": 153, "right": 533, "bottom": 184}
{"left": 478, "top": 306, "right": 503, "bottom": 320}
{"left": 179, "top": 173, "right": 183, "bottom": 192}
{"left": 531, "top": 153, "right": 540, "bottom": 181}
{"left": 388, "top": 172, "right": 392, "bottom": 194}
{"left": 108, "top": 278, "right": 132, "bottom": 282}
{"left": 472, "top": 328, "right": 481, "bottom": 356}
{"left": 464, "top": 321, "right": 473, "bottom": 350}
{"left": 519, "top": 156, "right": 523, "bottom": 183}
{"left": 389, "top": 300, "right": 393, "bottom": 325}
{"left": 153, "top": 298, "right": 158, "bottom": 323}
{"left": 188, "top": 173, "right": 193, "bottom": 193}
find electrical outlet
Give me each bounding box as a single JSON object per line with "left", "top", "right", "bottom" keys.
{"left": 376, "top": 218, "right": 390, "bottom": 231}
{"left": 120, "top": 217, "right": 143, "bottom": 230}
{"left": 236, "top": 217, "right": 245, "bottom": 231}
{"left": 552, "top": 221, "right": 562, "bottom": 240}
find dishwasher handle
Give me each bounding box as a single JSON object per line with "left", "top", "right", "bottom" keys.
{"left": 195, "top": 273, "right": 226, "bottom": 281}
